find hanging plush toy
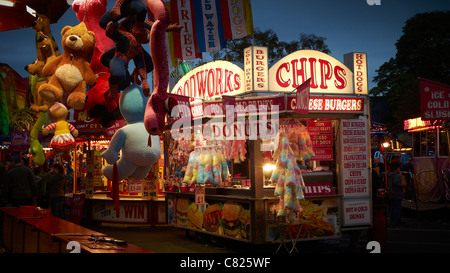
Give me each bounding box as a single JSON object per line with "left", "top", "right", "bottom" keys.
{"left": 73, "top": 0, "right": 123, "bottom": 127}
{"left": 143, "top": 0, "right": 178, "bottom": 144}
{"left": 98, "top": 0, "right": 154, "bottom": 98}
{"left": 42, "top": 102, "right": 79, "bottom": 162}
{"left": 99, "top": 0, "right": 148, "bottom": 40}
{"left": 38, "top": 22, "right": 96, "bottom": 111}
{"left": 100, "top": 83, "right": 157, "bottom": 218}
{"left": 101, "top": 16, "right": 153, "bottom": 98}
{"left": 101, "top": 83, "right": 161, "bottom": 182}
{"left": 26, "top": 31, "right": 58, "bottom": 112}
{"left": 27, "top": 32, "right": 58, "bottom": 165}
{"left": 31, "top": 13, "right": 61, "bottom": 57}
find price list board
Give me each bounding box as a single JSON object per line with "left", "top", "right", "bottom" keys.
{"left": 340, "top": 118, "right": 371, "bottom": 227}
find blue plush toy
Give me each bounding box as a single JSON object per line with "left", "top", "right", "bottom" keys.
{"left": 101, "top": 83, "right": 161, "bottom": 181}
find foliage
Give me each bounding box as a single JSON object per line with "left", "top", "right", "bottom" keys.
{"left": 9, "top": 108, "right": 36, "bottom": 131}
{"left": 370, "top": 11, "right": 450, "bottom": 132}
{"left": 211, "top": 28, "right": 331, "bottom": 65}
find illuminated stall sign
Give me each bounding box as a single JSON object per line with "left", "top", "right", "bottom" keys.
{"left": 344, "top": 52, "right": 368, "bottom": 95}
{"left": 268, "top": 50, "right": 354, "bottom": 94}
{"left": 420, "top": 78, "right": 450, "bottom": 121}
{"left": 170, "top": 50, "right": 367, "bottom": 100}
{"left": 403, "top": 117, "right": 431, "bottom": 131}
{"left": 186, "top": 96, "right": 365, "bottom": 121}
{"left": 244, "top": 46, "right": 269, "bottom": 91}
{"left": 287, "top": 96, "right": 365, "bottom": 113}
{"left": 171, "top": 60, "right": 245, "bottom": 101}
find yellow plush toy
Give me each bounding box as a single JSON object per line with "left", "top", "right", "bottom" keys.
{"left": 42, "top": 102, "right": 79, "bottom": 161}
{"left": 38, "top": 22, "right": 96, "bottom": 110}
{"left": 26, "top": 32, "right": 58, "bottom": 112}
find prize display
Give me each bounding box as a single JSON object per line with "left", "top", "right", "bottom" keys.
{"left": 100, "top": 83, "right": 161, "bottom": 182}
{"left": 73, "top": 0, "right": 122, "bottom": 128}
{"left": 183, "top": 147, "right": 230, "bottom": 186}
{"left": 38, "top": 22, "right": 96, "bottom": 111}
{"left": 42, "top": 102, "right": 78, "bottom": 161}
{"left": 143, "top": 0, "right": 179, "bottom": 142}
{"left": 271, "top": 130, "right": 306, "bottom": 221}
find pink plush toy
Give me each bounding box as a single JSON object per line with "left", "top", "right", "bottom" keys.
{"left": 72, "top": 0, "right": 122, "bottom": 127}
{"left": 143, "top": 0, "right": 177, "bottom": 145}
{"left": 72, "top": 0, "right": 114, "bottom": 60}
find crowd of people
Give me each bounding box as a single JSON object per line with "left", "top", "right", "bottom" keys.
{"left": 0, "top": 156, "right": 69, "bottom": 219}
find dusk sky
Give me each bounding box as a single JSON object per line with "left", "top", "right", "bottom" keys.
{"left": 0, "top": 0, "right": 449, "bottom": 90}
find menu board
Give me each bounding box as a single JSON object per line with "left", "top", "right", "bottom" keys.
{"left": 340, "top": 118, "right": 371, "bottom": 227}
{"left": 340, "top": 119, "right": 370, "bottom": 197}
{"left": 307, "top": 120, "right": 334, "bottom": 161}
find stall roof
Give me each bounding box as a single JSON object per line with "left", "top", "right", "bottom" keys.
{"left": 73, "top": 119, "right": 127, "bottom": 140}
{"left": 0, "top": 0, "right": 69, "bottom": 32}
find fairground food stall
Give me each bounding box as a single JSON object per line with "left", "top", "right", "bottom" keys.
{"left": 62, "top": 110, "right": 166, "bottom": 226}
{"left": 163, "top": 48, "right": 372, "bottom": 244}
{"left": 404, "top": 117, "right": 449, "bottom": 202}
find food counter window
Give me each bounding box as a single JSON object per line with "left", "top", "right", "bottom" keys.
{"left": 165, "top": 132, "right": 250, "bottom": 190}
{"left": 413, "top": 129, "right": 436, "bottom": 157}
{"left": 262, "top": 119, "right": 336, "bottom": 189}
{"left": 439, "top": 128, "right": 449, "bottom": 157}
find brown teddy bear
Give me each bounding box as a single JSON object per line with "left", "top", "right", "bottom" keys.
{"left": 26, "top": 32, "right": 58, "bottom": 112}
{"left": 32, "top": 13, "right": 61, "bottom": 57}
{"left": 38, "top": 22, "right": 96, "bottom": 111}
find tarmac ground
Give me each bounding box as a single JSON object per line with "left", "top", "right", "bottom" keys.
{"left": 1, "top": 202, "right": 449, "bottom": 254}
{"left": 82, "top": 204, "right": 450, "bottom": 254}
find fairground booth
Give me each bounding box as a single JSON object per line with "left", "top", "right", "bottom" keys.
{"left": 402, "top": 79, "right": 450, "bottom": 205}
{"left": 163, "top": 48, "right": 373, "bottom": 245}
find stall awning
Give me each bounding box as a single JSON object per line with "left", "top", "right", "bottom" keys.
{"left": 0, "top": 0, "right": 69, "bottom": 32}
{"left": 70, "top": 110, "right": 126, "bottom": 140}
